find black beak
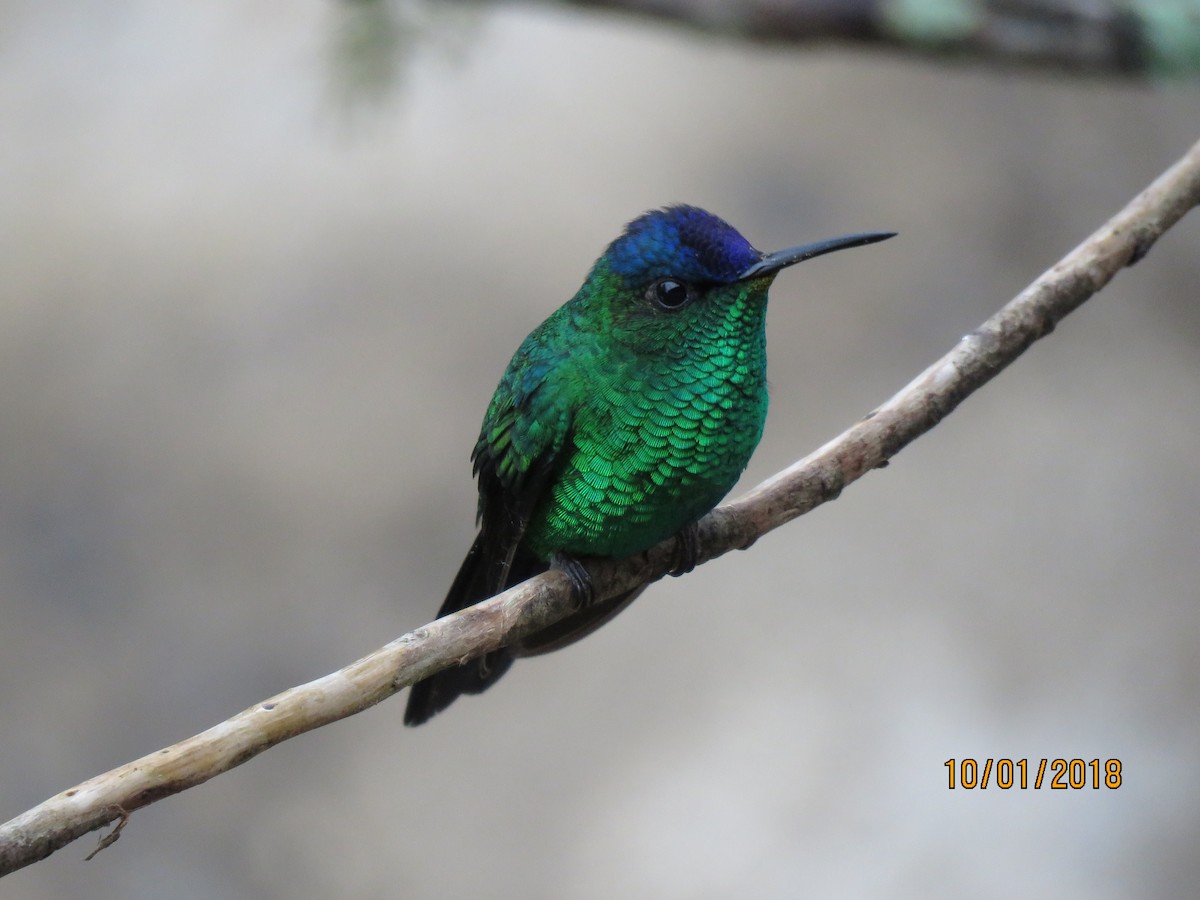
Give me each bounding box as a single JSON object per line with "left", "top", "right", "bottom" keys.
{"left": 739, "top": 231, "right": 895, "bottom": 281}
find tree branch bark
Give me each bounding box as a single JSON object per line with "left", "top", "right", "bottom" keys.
{"left": 2, "top": 135, "right": 1199, "bottom": 877}
{"left": 524, "top": 0, "right": 1200, "bottom": 77}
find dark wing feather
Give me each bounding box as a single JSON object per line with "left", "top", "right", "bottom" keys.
{"left": 404, "top": 350, "right": 569, "bottom": 726}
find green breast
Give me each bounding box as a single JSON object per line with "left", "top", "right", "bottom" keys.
{"left": 522, "top": 297, "right": 769, "bottom": 560}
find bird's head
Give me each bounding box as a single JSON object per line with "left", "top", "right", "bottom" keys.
{"left": 575, "top": 205, "right": 893, "bottom": 347}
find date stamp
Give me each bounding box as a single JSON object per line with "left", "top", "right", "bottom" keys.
{"left": 944, "top": 758, "right": 1122, "bottom": 790}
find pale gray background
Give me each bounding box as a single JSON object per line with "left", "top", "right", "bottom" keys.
{"left": 2, "top": 3, "right": 1199, "bottom": 898}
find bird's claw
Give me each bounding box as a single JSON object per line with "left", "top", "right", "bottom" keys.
{"left": 551, "top": 553, "right": 595, "bottom": 608}
{"left": 669, "top": 522, "right": 701, "bottom": 577}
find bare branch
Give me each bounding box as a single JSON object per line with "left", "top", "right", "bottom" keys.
{"left": 493, "top": 0, "right": 1200, "bottom": 77}
{"left": 2, "top": 135, "right": 1198, "bottom": 877}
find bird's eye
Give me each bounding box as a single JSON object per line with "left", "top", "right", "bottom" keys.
{"left": 649, "top": 278, "right": 692, "bottom": 310}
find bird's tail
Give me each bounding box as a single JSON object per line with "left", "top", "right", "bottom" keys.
{"left": 403, "top": 533, "right": 544, "bottom": 726}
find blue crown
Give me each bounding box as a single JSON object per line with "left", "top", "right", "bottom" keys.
{"left": 606, "top": 206, "right": 761, "bottom": 286}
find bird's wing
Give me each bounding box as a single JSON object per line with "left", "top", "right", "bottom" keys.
{"left": 470, "top": 348, "right": 572, "bottom": 594}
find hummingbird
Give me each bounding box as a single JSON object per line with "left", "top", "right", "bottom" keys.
{"left": 404, "top": 206, "right": 893, "bottom": 725}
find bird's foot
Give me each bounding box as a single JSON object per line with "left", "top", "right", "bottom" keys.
{"left": 669, "top": 522, "right": 701, "bottom": 577}
{"left": 551, "top": 553, "right": 594, "bottom": 608}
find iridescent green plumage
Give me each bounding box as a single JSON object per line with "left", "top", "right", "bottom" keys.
{"left": 404, "top": 206, "right": 892, "bottom": 725}
{"left": 486, "top": 258, "right": 769, "bottom": 560}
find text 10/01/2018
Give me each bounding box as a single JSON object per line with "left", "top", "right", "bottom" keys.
{"left": 944, "top": 758, "right": 1122, "bottom": 789}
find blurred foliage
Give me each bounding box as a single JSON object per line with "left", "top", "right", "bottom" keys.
{"left": 327, "top": 0, "right": 483, "bottom": 113}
